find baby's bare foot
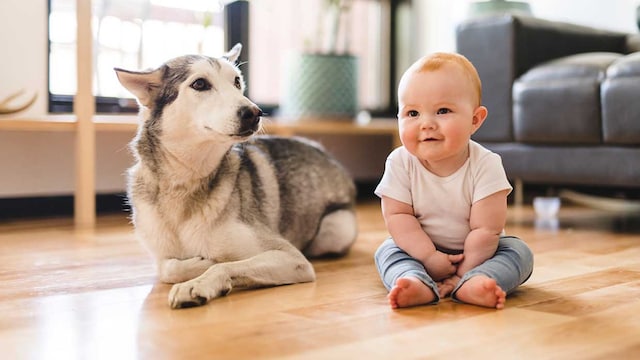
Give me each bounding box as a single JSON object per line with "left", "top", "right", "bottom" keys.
{"left": 454, "top": 275, "right": 506, "bottom": 309}
{"left": 437, "top": 275, "right": 461, "bottom": 298}
{"left": 388, "top": 277, "right": 436, "bottom": 309}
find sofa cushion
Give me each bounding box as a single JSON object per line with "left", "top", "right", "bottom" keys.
{"left": 513, "top": 52, "right": 621, "bottom": 144}
{"left": 483, "top": 142, "right": 640, "bottom": 187}
{"left": 601, "top": 52, "right": 640, "bottom": 145}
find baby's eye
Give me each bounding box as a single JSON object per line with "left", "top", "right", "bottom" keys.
{"left": 407, "top": 110, "right": 419, "bottom": 117}
{"left": 436, "top": 108, "right": 451, "bottom": 115}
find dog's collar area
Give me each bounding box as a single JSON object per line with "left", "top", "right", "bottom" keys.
{"left": 231, "top": 129, "right": 256, "bottom": 139}
{"left": 201, "top": 125, "right": 254, "bottom": 139}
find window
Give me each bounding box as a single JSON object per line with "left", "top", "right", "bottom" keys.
{"left": 48, "top": 0, "right": 226, "bottom": 112}
{"left": 48, "top": 0, "right": 406, "bottom": 116}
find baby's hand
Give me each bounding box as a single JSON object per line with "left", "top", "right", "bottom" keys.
{"left": 423, "top": 251, "right": 464, "bottom": 281}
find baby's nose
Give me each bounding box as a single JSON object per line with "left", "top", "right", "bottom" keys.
{"left": 420, "top": 116, "right": 437, "bottom": 129}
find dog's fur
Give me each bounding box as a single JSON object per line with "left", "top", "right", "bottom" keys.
{"left": 114, "top": 44, "right": 357, "bottom": 309}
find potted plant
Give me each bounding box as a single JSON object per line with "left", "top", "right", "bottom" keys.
{"left": 468, "top": 0, "right": 532, "bottom": 17}
{"left": 280, "top": 0, "right": 358, "bottom": 120}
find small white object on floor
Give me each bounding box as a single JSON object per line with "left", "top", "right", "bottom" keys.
{"left": 533, "top": 196, "right": 561, "bottom": 218}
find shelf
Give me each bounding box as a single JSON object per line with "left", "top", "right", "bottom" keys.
{"left": 1, "top": 115, "right": 399, "bottom": 141}
{"left": 0, "top": 115, "right": 76, "bottom": 132}
{"left": 263, "top": 118, "right": 398, "bottom": 136}
{"left": 0, "top": 114, "right": 140, "bottom": 132}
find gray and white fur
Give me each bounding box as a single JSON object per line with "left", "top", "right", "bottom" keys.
{"left": 114, "top": 44, "right": 357, "bottom": 309}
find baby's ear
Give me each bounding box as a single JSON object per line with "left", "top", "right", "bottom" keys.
{"left": 471, "top": 105, "right": 488, "bottom": 131}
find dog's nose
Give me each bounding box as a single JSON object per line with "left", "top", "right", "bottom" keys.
{"left": 238, "top": 105, "right": 263, "bottom": 133}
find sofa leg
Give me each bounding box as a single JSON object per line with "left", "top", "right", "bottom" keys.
{"left": 514, "top": 178, "right": 524, "bottom": 207}
{"left": 559, "top": 189, "right": 640, "bottom": 212}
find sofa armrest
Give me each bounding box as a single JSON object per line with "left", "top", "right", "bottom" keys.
{"left": 627, "top": 34, "right": 640, "bottom": 53}
{"left": 456, "top": 14, "right": 629, "bottom": 142}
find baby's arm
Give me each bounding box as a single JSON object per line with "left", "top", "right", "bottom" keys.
{"left": 381, "top": 196, "right": 461, "bottom": 281}
{"left": 457, "top": 189, "right": 509, "bottom": 276}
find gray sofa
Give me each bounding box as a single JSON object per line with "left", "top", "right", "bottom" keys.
{"left": 456, "top": 14, "right": 640, "bottom": 190}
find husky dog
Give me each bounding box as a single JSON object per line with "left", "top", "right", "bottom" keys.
{"left": 115, "top": 44, "right": 358, "bottom": 309}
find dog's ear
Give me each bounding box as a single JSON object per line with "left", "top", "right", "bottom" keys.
{"left": 223, "top": 43, "right": 243, "bottom": 64}
{"left": 114, "top": 67, "right": 163, "bottom": 108}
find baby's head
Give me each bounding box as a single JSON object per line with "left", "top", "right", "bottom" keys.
{"left": 396, "top": 52, "right": 488, "bottom": 174}
{"left": 398, "top": 52, "right": 482, "bottom": 108}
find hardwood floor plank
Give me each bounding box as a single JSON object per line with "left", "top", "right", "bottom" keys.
{"left": 523, "top": 278, "right": 640, "bottom": 316}
{"left": 284, "top": 308, "right": 574, "bottom": 359}
{"left": 1, "top": 201, "right": 640, "bottom": 359}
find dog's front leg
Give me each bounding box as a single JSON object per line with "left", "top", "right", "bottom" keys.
{"left": 157, "top": 257, "right": 215, "bottom": 284}
{"left": 168, "top": 244, "right": 315, "bottom": 309}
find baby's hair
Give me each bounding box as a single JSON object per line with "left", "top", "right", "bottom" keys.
{"left": 404, "top": 52, "right": 482, "bottom": 106}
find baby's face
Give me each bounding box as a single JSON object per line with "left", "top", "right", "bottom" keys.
{"left": 397, "top": 63, "right": 485, "bottom": 175}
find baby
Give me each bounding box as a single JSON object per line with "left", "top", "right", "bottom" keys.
{"left": 374, "top": 52, "right": 533, "bottom": 309}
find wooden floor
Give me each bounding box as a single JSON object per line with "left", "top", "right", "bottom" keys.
{"left": 1, "top": 199, "right": 640, "bottom": 359}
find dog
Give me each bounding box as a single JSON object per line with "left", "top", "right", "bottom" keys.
{"left": 114, "top": 44, "right": 358, "bottom": 309}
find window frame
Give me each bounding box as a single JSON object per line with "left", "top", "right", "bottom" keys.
{"left": 47, "top": 0, "right": 405, "bottom": 117}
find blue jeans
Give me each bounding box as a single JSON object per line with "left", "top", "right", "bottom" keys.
{"left": 374, "top": 236, "right": 534, "bottom": 304}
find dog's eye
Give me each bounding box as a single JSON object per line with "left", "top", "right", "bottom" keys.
{"left": 234, "top": 76, "right": 242, "bottom": 90}
{"left": 190, "top": 78, "right": 212, "bottom": 91}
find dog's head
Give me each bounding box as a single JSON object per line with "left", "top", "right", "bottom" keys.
{"left": 114, "top": 44, "right": 262, "bottom": 143}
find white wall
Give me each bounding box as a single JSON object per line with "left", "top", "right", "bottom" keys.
{"left": 0, "top": 0, "right": 48, "bottom": 116}
{"left": 0, "top": 131, "right": 133, "bottom": 197}
{"left": 413, "top": 0, "right": 640, "bottom": 59}
{"left": 530, "top": 0, "right": 639, "bottom": 33}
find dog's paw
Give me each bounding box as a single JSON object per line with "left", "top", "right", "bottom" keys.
{"left": 168, "top": 275, "right": 232, "bottom": 309}
{"left": 159, "top": 256, "right": 215, "bottom": 284}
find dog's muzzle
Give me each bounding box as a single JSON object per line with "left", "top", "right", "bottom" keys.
{"left": 236, "top": 105, "right": 263, "bottom": 136}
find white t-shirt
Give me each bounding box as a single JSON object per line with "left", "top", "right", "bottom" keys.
{"left": 375, "top": 140, "right": 512, "bottom": 251}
